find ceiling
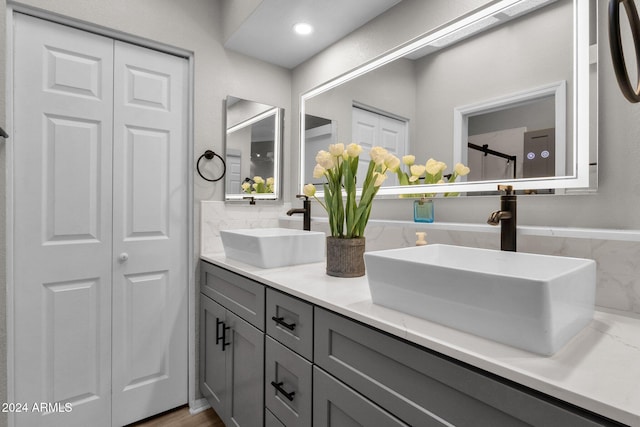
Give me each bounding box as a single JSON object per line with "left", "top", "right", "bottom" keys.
{"left": 224, "top": 0, "right": 402, "bottom": 69}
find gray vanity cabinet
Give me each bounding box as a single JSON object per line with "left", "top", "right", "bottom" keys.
{"left": 314, "top": 308, "right": 618, "bottom": 427}
{"left": 199, "top": 261, "right": 621, "bottom": 427}
{"left": 200, "top": 262, "right": 265, "bottom": 427}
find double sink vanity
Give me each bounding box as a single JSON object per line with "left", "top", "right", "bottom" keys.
{"left": 200, "top": 228, "right": 640, "bottom": 427}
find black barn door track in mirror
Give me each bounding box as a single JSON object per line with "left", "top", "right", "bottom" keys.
{"left": 609, "top": 0, "right": 640, "bottom": 102}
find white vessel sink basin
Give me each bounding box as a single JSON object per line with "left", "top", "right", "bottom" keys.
{"left": 220, "top": 228, "right": 325, "bottom": 268}
{"left": 365, "top": 244, "right": 596, "bottom": 355}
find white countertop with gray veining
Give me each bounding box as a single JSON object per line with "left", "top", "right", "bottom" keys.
{"left": 201, "top": 252, "right": 640, "bottom": 426}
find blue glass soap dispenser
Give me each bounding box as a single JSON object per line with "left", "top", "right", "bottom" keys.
{"left": 413, "top": 198, "right": 434, "bottom": 223}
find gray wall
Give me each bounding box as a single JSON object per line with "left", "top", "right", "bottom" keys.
{"left": 292, "top": 0, "right": 636, "bottom": 230}
{"left": 413, "top": 0, "right": 573, "bottom": 166}
{"left": 0, "top": 1, "right": 291, "bottom": 425}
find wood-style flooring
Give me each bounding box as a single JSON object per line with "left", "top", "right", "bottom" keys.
{"left": 128, "top": 405, "right": 224, "bottom": 427}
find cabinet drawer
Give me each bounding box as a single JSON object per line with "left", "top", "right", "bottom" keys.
{"left": 315, "top": 308, "right": 613, "bottom": 427}
{"left": 313, "top": 366, "right": 409, "bottom": 427}
{"left": 265, "top": 409, "right": 285, "bottom": 427}
{"left": 265, "top": 336, "right": 312, "bottom": 427}
{"left": 201, "top": 261, "right": 265, "bottom": 330}
{"left": 266, "top": 289, "right": 313, "bottom": 360}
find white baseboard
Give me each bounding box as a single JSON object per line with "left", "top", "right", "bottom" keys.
{"left": 189, "top": 398, "right": 210, "bottom": 415}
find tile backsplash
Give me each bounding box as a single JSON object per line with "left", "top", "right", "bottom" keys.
{"left": 201, "top": 201, "right": 640, "bottom": 316}
{"left": 200, "top": 201, "right": 292, "bottom": 255}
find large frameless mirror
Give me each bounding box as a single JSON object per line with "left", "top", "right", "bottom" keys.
{"left": 225, "top": 96, "right": 283, "bottom": 201}
{"left": 300, "top": 0, "right": 596, "bottom": 196}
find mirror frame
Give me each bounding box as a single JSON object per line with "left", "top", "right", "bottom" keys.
{"left": 225, "top": 97, "right": 283, "bottom": 202}
{"left": 299, "top": 0, "right": 591, "bottom": 196}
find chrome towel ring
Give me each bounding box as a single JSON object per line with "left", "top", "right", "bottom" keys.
{"left": 197, "top": 150, "right": 226, "bottom": 182}
{"left": 609, "top": 0, "right": 640, "bottom": 102}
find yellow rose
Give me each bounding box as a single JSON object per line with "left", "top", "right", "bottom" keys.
{"left": 329, "top": 143, "right": 345, "bottom": 157}
{"left": 454, "top": 162, "right": 470, "bottom": 176}
{"left": 402, "top": 155, "right": 415, "bottom": 166}
{"left": 437, "top": 161, "right": 447, "bottom": 172}
{"left": 346, "top": 143, "right": 363, "bottom": 158}
{"left": 303, "top": 183, "right": 316, "bottom": 197}
{"left": 316, "top": 150, "right": 335, "bottom": 170}
{"left": 241, "top": 182, "right": 251, "bottom": 192}
{"left": 313, "top": 164, "right": 327, "bottom": 179}
{"left": 253, "top": 176, "right": 265, "bottom": 184}
{"left": 370, "top": 146, "right": 388, "bottom": 165}
{"left": 266, "top": 177, "right": 275, "bottom": 186}
{"left": 384, "top": 154, "right": 401, "bottom": 172}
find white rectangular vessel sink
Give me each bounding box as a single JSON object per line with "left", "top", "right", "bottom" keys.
{"left": 220, "top": 228, "right": 325, "bottom": 268}
{"left": 365, "top": 244, "right": 596, "bottom": 355}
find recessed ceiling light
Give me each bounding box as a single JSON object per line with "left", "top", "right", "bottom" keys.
{"left": 293, "top": 22, "right": 313, "bottom": 36}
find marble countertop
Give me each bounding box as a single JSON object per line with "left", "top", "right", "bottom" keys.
{"left": 201, "top": 253, "right": 640, "bottom": 426}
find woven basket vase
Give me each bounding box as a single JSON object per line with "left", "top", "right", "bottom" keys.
{"left": 326, "top": 236, "right": 366, "bottom": 278}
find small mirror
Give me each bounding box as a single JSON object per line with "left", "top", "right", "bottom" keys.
{"left": 225, "top": 96, "right": 283, "bottom": 201}
{"left": 300, "top": 0, "right": 594, "bottom": 196}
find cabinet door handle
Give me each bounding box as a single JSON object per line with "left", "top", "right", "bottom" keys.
{"left": 271, "top": 316, "right": 296, "bottom": 331}
{"left": 270, "top": 381, "right": 295, "bottom": 401}
{"left": 215, "top": 318, "right": 224, "bottom": 345}
{"left": 221, "top": 323, "right": 231, "bottom": 351}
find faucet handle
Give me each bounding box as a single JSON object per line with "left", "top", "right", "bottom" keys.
{"left": 497, "top": 184, "right": 514, "bottom": 195}
{"left": 295, "top": 194, "right": 309, "bottom": 201}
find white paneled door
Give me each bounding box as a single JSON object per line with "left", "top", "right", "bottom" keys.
{"left": 352, "top": 107, "right": 407, "bottom": 186}
{"left": 12, "top": 14, "right": 188, "bottom": 427}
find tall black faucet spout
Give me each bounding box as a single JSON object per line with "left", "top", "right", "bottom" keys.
{"left": 288, "top": 196, "right": 311, "bottom": 231}
{"left": 487, "top": 185, "right": 517, "bottom": 251}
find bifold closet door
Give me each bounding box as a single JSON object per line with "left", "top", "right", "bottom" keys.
{"left": 110, "top": 40, "right": 188, "bottom": 427}
{"left": 13, "top": 14, "right": 114, "bottom": 427}
{"left": 13, "top": 14, "right": 188, "bottom": 427}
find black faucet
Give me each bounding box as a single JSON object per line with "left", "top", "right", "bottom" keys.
{"left": 287, "top": 195, "right": 311, "bottom": 231}
{"left": 487, "top": 185, "right": 517, "bottom": 251}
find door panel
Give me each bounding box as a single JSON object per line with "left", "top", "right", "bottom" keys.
{"left": 14, "top": 14, "right": 189, "bottom": 427}
{"left": 352, "top": 107, "right": 407, "bottom": 186}
{"left": 111, "top": 40, "right": 188, "bottom": 426}
{"left": 13, "top": 14, "right": 114, "bottom": 427}
{"left": 200, "top": 296, "right": 227, "bottom": 416}
{"left": 226, "top": 311, "right": 264, "bottom": 427}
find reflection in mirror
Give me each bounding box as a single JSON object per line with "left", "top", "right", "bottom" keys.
{"left": 300, "top": 0, "right": 594, "bottom": 196}
{"left": 454, "top": 80, "right": 566, "bottom": 194}
{"left": 225, "top": 96, "right": 283, "bottom": 201}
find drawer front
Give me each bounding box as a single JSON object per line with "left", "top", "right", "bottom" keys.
{"left": 266, "top": 289, "right": 313, "bottom": 360}
{"left": 315, "top": 308, "right": 611, "bottom": 427}
{"left": 265, "top": 409, "right": 285, "bottom": 427}
{"left": 265, "top": 336, "right": 312, "bottom": 427}
{"left": 313, "top": 366, "right": 409, "bottom": 427}
{"left": 201, "top": 261, "right": 265, "bottom": 330}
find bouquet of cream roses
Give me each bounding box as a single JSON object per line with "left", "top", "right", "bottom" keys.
{"left": 304, "top": 143, "right": 399, "bottom": 238}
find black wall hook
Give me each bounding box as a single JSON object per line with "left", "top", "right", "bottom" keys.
{"left": 0, "top": 127, "right": 8, "bottom": 138}
{"left": 197, "top": 149, "right": 226, "bottom": 182}
{"left": 609, "top": 0, "right": 640, "bottom": 102}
